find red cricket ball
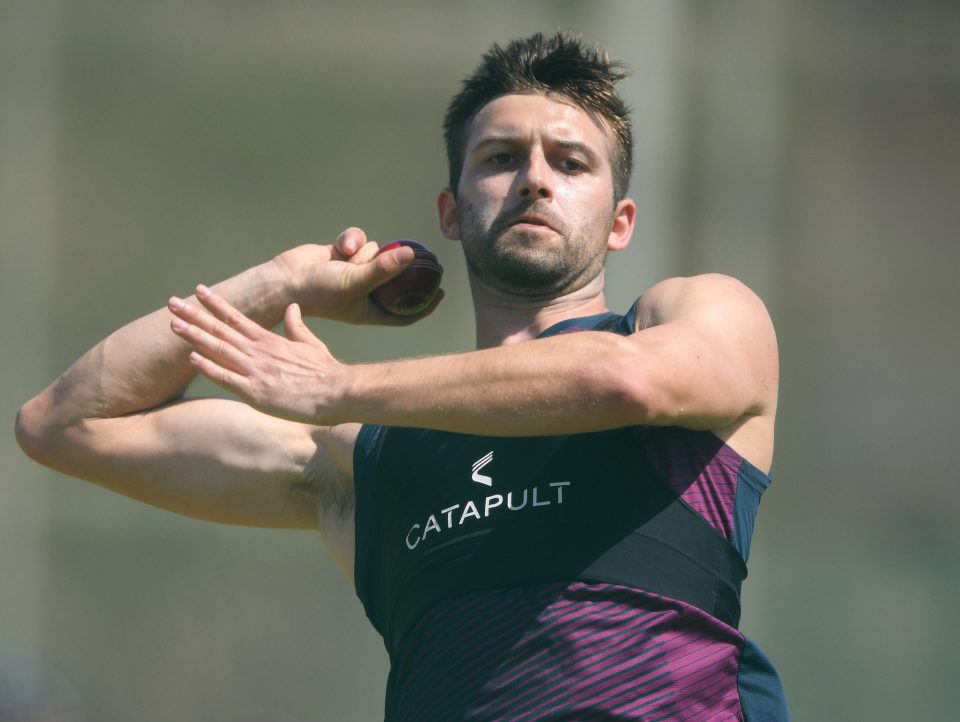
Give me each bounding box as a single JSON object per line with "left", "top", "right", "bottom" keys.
{"left": 370, "top": 240, "right": 444, "bottom": 316}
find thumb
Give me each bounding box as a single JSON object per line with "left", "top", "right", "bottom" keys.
{"left": 283, "top": 303, "right": 320, "bottom": 345}
{"left": 350, "top": 243, "right": 416, "bottom": 292}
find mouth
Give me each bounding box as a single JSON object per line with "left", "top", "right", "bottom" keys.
{"left": 510, "top": 214, "right": 556, "bottom": 232}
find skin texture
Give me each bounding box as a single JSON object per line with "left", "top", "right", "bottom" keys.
{"left": 15, "top": 229, "right": 432, "bottom": 579}
{"left": 450, "top": 95, "right": 622, "bottom": 298}
{"left": 15, "top": 93, "right": 779, "bottom": 585}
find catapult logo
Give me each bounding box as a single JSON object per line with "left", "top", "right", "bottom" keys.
{"left": 403, "top": 450, "right": 572, "bottom": 551}
{"left": 471, "top": 451, "right": 494, "bottom": 486}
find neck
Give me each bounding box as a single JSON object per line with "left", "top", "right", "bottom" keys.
{"left": 470, "top": 271, "right": 609, "bottom": 349}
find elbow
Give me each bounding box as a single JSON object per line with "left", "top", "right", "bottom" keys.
{"left": 15, "top": 397, "right": 57, "bottom": 465}
{"left": 611, "top": 373, "right": 662, "bottom": 426}
{"left": 598, "top": 349, "right": 663, "bottom": 427}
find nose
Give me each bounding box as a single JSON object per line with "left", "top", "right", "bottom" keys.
{"left": 516, "top": 148, "right": 554, "bottom": 200}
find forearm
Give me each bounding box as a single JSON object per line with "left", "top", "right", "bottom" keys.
{"left": 341, "top": 332, "right": 647, "bottom": 436}
{"left": 160, "top": 274, "right": 774, "bottom": 440}
{"left": 22, "top": 259, "right": 292, "bottom": 430}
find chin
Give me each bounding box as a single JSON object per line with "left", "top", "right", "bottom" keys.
{"left": 478, "top": 256, "right": 577, "bottom": 297}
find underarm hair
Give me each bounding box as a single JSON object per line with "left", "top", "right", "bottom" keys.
{"left": 290, "top": 455, "right": 354, "bottom": 518}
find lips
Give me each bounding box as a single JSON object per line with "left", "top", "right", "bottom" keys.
{"left": 492, "top": 204, "right": 563, "bottom": 236}
{"left": 510, "top": 213, "right": 556, "bottom": 232}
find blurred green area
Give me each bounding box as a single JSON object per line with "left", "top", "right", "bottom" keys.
{"left": 2, "top": 1, "right": 958, "bottom": 720}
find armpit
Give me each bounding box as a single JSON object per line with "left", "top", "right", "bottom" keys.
{"left": 294, "top": 449, "right": 355, "bottom": 520}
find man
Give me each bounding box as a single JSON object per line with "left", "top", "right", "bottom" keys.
{"left": 16, "top": 33, "right": 788, "bottom": 720}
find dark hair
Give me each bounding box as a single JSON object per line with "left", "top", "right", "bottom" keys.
{"left": 443, "top": 32, "right": 633, "bottom": 200}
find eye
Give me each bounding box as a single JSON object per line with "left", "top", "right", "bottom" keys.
{"left": 559, "top": 157, "right": 587, "bottom": 173}
{"left": 486, "top": 152, "right": 515, "bottom": 166}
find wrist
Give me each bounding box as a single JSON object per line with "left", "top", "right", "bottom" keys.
{"left": 269, "top": 246, "right": 343, "bottom": 320}
{"left": 328, "top": 361, "right": 403, "bottom": 428}
{"left": 266, "top": 252, "right": 306, "bottom": 308}
{"left": 327, "top": 362, "right": 365, "bottom": 426}
{"left": 209, "top": 259, "right": 296, "bottom": 330}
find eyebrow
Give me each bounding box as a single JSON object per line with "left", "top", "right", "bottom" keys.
{"left": 471, "top": 136, "right": 522, "bottom": 152}
{"left": 471, "top": 137, "right": 602, "bottom": 164}
{"left": 553, "top": 140, "right": 601, "bottom": 164}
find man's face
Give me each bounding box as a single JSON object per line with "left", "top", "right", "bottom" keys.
{"left": 440, "top": 93, "right": 631, "bottom": 297}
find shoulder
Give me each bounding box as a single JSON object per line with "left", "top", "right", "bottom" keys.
{"left": 635, "top": 274, "right": 774, "bottom": 335}
{"left": 629, "top": 275, "right": 778, "bottom": 462}
{"left": 634, "top": 273, "right": 779, "bottom": 412}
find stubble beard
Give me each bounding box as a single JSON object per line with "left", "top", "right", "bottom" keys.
{"left": 457, "top": 197, "right": 613, "bottom": 298}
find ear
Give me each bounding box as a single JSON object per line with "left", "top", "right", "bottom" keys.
{"left": 437, "top": 188, "right": 461, "bottom": 241}
{"left": 607, "top": 197, "right": 636, "bottom": 252}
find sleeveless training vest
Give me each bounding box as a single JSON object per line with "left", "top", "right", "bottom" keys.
{"left": 354, "top": 306, "right": 748, "bottom": 659}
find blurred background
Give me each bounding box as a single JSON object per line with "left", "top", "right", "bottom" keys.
{"left": 2, "top": 0, "right": 958, "bottom": 720}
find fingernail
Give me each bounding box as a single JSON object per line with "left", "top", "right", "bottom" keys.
{"left": 169, "top": 296, "right": 185, "bottom": 310}
{"left": 171, "top": 319, "right": 187, "bottom": 331}
{"left": 196, "top": 284, "right": 210, "bottom": 298}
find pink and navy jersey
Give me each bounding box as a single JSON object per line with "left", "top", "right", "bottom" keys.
{"left": 354, "top": 305, "right": 789, "bottom": 720}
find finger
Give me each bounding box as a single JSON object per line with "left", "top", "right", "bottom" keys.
{"left": 193, "top": 285, "right": 265, "bottom": 340}
{"left": 345, "top": 243, "right": 416, "bottom": 293}
{"left": 168, "top": 296, "right": 251, "bottom": 350}
{"left": 170, "top": 317, "right": 255, "bottom": 374}
{"left": 351, "top": 240, "right": 381, "bottom": 265}
{"left": 283, "top": 303, "right": 321, "bottom": 345}
{"left": 187, "top": 351, "right": 254, "bottom": 397}
{"left": 377, "top": 244, "right": 416, "bottom": 270}
{"left": 334, "top": 227, "right": 367, "bottom": 259}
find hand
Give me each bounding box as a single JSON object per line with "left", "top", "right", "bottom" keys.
{"left": 168, "top": 285, "right": 348, "bottom": 425}
{"left": 272, "top": 227, "right": 444, "bottom": 325}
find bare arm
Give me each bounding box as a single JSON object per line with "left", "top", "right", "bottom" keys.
{"left": 344, "top": 275, "right": 777, "bottom": 435}
{"left": 31, "top": 397, "right": 340, "bottom": 529}
{"left": 167, "top": 273, "right": 778, "bottom": 440}
{"left": 14, "top": 230, "right": 431, "bottom": 533}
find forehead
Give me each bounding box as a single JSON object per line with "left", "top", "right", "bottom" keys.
{"left": 465, "top": 93, "right": 613, "bottom": 156}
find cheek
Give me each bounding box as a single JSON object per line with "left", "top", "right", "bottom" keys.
{"left": 560, "top": 180, "right": 613, "bottom": 217}
{"left": 473, "top": 174, "right": 512, "bottom": 202}
{"left": 465, "top": 182, "right": 510, "bottom": 219}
